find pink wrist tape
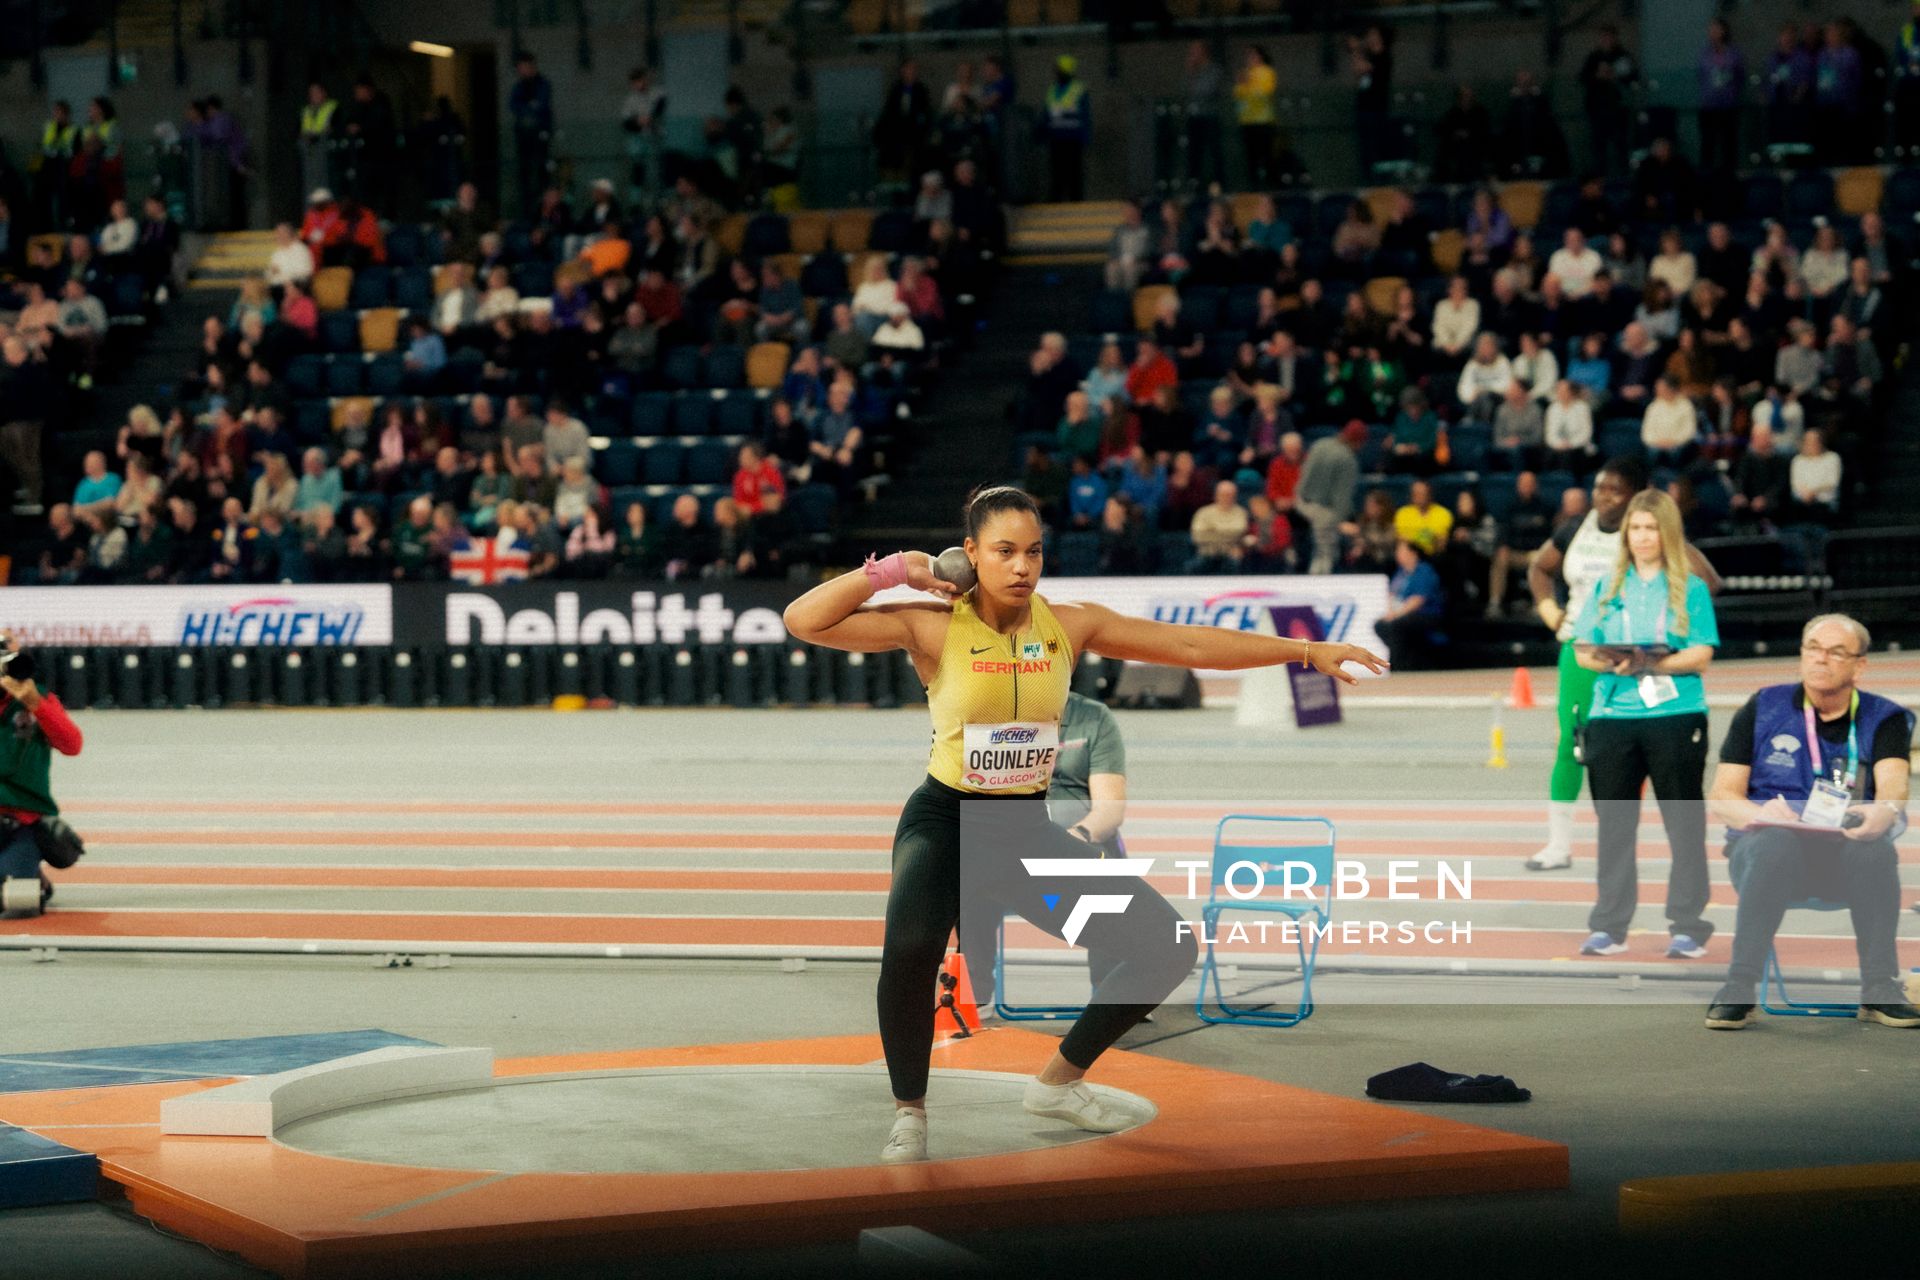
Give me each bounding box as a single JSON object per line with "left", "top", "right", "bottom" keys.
{"left": 862, "top": 551, "right": 911, "bottom": 591}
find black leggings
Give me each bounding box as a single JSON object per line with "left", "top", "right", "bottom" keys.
{"left": 879, "top": 775, "right": 1197, "bottom": 1102}
{"left": 1584, "top": 713, "right": 1711, "bottom": 941}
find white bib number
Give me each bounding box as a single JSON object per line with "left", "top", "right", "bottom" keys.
{"left": 961, "top": 721, "right": 1059, "bottom": 792}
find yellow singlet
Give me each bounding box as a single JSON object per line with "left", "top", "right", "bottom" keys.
{"left": 925, "top": 591, "right": 1076, "bottom": 794}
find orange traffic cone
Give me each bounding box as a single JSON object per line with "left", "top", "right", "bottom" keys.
{"left": 1507, "top": 666, "right": 1536, "bottom": 710}
{"left": 934, "top": 952, "right": 979, "bottom": 1038}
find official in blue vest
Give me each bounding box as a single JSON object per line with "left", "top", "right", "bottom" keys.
{"left": 957, "top": 691, "right": 1129, "bottom": 1013}
{"left": 1704, "top": 614, "right": 1916, "bottom": 1029}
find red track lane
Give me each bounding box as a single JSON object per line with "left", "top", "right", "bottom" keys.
{"left": 48, "top": 864, "right": 1917, "bottom": 912}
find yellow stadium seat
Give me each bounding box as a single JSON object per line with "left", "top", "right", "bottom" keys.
{"left": 1363, "top": 276, "right": 1407, "bottom": 317}
{"left": 1005, "top": 0, "right": 1041, "bottom": 27}
{"left": 787, "top": 211, "right": 831, "bottom": 256}
{"left": 330, "top": 397, "right": 376, "bottom": 432}
{"left": 432, "top": 264, "right": 462, "bottom": 296}
{"left": 1361, "top": 188, "right": 1401, "bottom": 225}
{"left": 28, "top": 233, "right": 65, "bottom": 263}
{"left": 357, "top": 307, "right": 404, "bottom": 354}
{"left": 1834, "top": 167, "right": 1884, "bottom": 217}
{"left": 1498, "top": 181, "right": 1546, "bottom": 230}
{"left": 311, "top": 266, "right": 353, "bottom": 312}
{"left": 1228, "top": 193, "right": 1264, "bottom": 231}
{"left": 847, "top": 0, "right": 886, "bottom": 35}
{"left": 830, "top": 209, "right": 875, "bottom": 253}
{"left": 1430, "top": 229, "right": 1466, "bottom": 275}
{"left": 714, "top": 214, "right": 748, "bottom": 257}
{"left": 1132, "top": 284, "right": 1175, "bottom": 333}
{"left": 746, "top": 341, "right": 791, "bottom": 390}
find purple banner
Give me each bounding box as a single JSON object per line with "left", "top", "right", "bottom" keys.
{"left": 1269, "top": 606, "right": 1343, "bottom": 728}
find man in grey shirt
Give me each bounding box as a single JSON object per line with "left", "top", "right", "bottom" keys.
{"left": 960, "top": 691, "right": 1131, "bottom": 1012}
{"left": 541, "top": 400, "right": 591, "bottom": 475}
{"left": 1295, "top": 420, "right": 1365, "bottom": 574}
{"left": 1184, "top": 41, "right": 1227, "bottom": 188}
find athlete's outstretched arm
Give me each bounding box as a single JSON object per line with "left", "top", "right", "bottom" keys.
{"left": 782, "top": 552, "right": 955, "bottom": 654}
{"left": 1057, "top": 602, "right": 1387, "bottom": 685}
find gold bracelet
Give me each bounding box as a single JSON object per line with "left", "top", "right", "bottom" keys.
{"left": 1301, "top": 641, "right": 1313, "bottom": 669}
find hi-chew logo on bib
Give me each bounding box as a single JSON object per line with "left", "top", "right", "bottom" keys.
{"left": 962, "top": 721, "right": 1059, "bottom": 790}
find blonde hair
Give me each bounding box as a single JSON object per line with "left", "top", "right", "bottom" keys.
{"left": 1602, "top": 490, "right": 1691, "bottom": 636}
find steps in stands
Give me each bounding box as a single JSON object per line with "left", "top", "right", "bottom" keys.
{"left": 190, "top": 230, "right": 275, "bottom": 290}
{"left": 78, "top": 0, "right": 212, "bottom": 50}
{"left": 1007, "top": 202, "right": 1127, "bottom": 262}
{"left": 849, "top": 262, "right": 1103, "bottom": 545}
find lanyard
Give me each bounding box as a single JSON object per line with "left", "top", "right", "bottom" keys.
{"left": 1613, "top": 576, "right": 1667, "bottom": 645}
{"left": 1805, "top": 690, "right": 1860, "bottom": 787}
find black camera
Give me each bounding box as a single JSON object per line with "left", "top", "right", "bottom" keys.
{"left": 0, "top": 649, "right": 37, "bottom": 683}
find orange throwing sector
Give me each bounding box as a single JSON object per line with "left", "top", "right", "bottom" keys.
{"left": 935, "top": 952, "right": 979, "bottom": 1037}
{"left": 1507, "top": 666, "right": 1536, "bottom": 710}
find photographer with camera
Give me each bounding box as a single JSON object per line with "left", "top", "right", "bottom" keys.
{"left": 0, "top": 632, "right": 86, "bottom": 918}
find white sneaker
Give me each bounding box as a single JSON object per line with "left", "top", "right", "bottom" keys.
{"left": 1526, "top": 802, "right": 1576, "bottom": 870}
{"left": 880, "top": 1109, "right": 928, "bottom": 1163}
{"left": 1022, "top": 1078, "right": 1142, "bottom": 1133}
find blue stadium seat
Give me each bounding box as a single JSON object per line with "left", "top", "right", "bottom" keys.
{"left": 317, "top": 310, "right": 358, "bottom": 353}
{"left": 703, "top": 345, "right": 746, "bottom": 389}
{"left": 107, "top": 274, "right": 145, "bottom": 317}
{"left": 1056, "top": 531, "right": 1100, "bottom": 576}
{"left": 1275, "top": 194, "right": 1313, "bottom": 233}
{"left": 1599, "top": 418, "right": 1645, "bottom": 460}
{"left": 1448, "top": 428, "right": 1489, "bottom": 472}
{"left": 671, "top": 393, "right": 714, "bottom": 436}
{"left": 1539, "top": 469, "right": 1577, "bottom": 501}
{"left": 800, "top": 252, "right": 849, "bottom": 298}
{"left": 386, "top": 225, "right": 425, "bottom": 267}
{"left": 716, "top": 392, "right": 763, "bottom": 437}
{"left": 1224, "top": 287, "right": 1262, "bottom": 331}
{"left": 1430, "top": 472, "right": 1473, "bottom": 509}
{"left": 1544, "top": 181, "right": 1581, "bottom": 229}
{"left": 596, "top": 439, "right": 643, "bottom": 486}
{"left": 1180, "top": 286, "right": 1224, "bottom": 332}
{"left": 325, "top": 356, "right": 364, "bottom": 396}
{"left": 744, "top": 213, "right": 791, "bottom": 257}
{"left": 502, "top": 225, "right": 536, "bottom": 262}
{"left": 443, "top": 349, "right": 483, "bottom": 393}
{"left": 630, "top": 393, "right": 673, "bottom": 435}
{"left": 642, "top": 440, "right": 685, "bottom": 485}
{"left": 365, "top": 353, "right": 405, "bottom": 396}
{"left": 512, "top": 262, "right": 554, "bottom": 297}
{"left": 1784, "top": 171, "right": 1835, "bottom": 220}
{"left": 349, "top": 267, "right": 392, "bottom": 309}
{"left": 684, "top": 440, "right": 731, "bottom": 485}
{"left": 1482, "top": 482, "right": 1518, "bottom": 526}
{"left": 294, "top": 400, "right": 331, "bottom": 444}
{"left": 1886, "top": 168, "right": 1920, "bottom": 217}
{"left": 393, "top": 268, "right": 434, "bottom": 313}
{"left": 1155, "top": 531, "right": 1193, "bottom": 574}
{"left": 869, "top": 209, "right": 914, "bottom": 253}
{"left": 1314, "top": 193, "right": 1353, "bottom": 237}
{"left": 286, "top": 354, "right": 326, "bottom": 399}
{"left": 1736, "top": 173, "right": 1783, "bottom": 222}
{"left": 790, "top": 483, "right": 837, "bottom": 533}
{"left": 1089, "top": 291, "right": 1129, "bottom": 334}
{"left": 660, "top": 346, "right": 702, "bottom": 390}
{"left": 608, "top": 486, "right": 649, "bottom": 519}
{"left": 1412, "top": 189, "right": 1451, "bottom": 231}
